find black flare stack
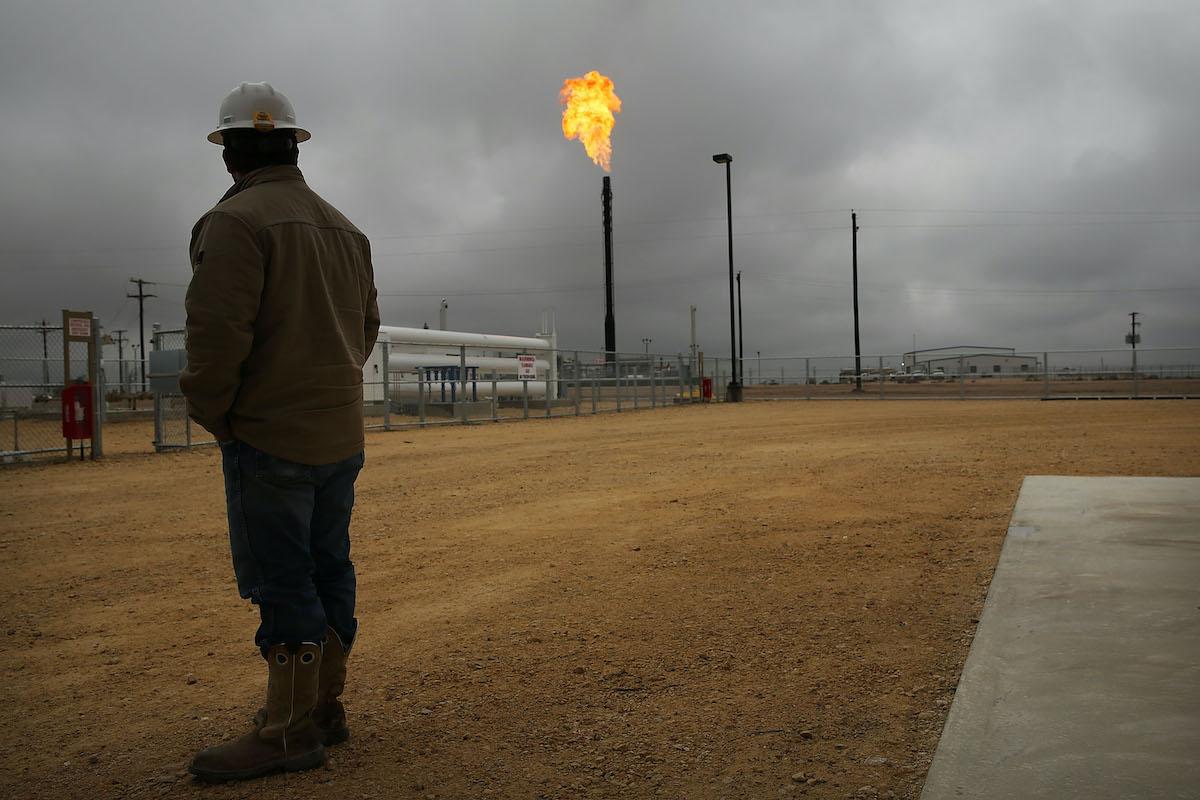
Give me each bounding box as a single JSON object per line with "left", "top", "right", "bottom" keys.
{"left": 602, "top": 176, "right": 615, "bottom": 365}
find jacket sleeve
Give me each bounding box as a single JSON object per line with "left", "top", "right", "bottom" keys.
{"left": 362, "top": 239, "right": 380, "bottom": 364}
{"left": 180, "top": 212, "right": 264, "bottom": 441}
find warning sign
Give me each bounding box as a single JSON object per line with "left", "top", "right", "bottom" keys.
{"left": 517, "top": 354, "right": 536, "bottom": 381}
{"left": 67, "top": 316, "right": 91, "bottom": 339}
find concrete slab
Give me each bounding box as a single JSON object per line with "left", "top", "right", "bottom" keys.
{"left": 921, "top": 476, "right": 1200, "bottom": 800}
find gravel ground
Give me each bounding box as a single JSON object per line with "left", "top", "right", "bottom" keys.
{"left": 1, "top": 400, "right": 1197, "bottom": 799}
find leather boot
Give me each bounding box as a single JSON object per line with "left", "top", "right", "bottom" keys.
{"left": 254, "top": 626, "right": 352, "bottom": 745}
{"left": 312, "top": 626, "right": 352, "bottom": 745}
{"left": 189, "top": 642, "right": 325, "bottom": 782}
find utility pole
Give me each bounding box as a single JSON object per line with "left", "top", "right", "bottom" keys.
{"left": 851, "top": 210, "right": 862, "bottom": 392}
{"left": 736, "top": 270, "right": 744, "bottom": 391}
{"left": 1127, "top": 312, "right": 1141, "bottom": 393}
{"left": 689, "top": 305, "right": 698, "bottom": 373}
{"left": 111, "top": 329, "right": 128, "bottom": 394}
{"left": 127, "top": 278, "right": 156, "bottom": 393}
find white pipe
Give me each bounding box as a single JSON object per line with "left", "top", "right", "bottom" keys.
{"left": 378, "top": 325, "right": 552, "bottom": 352}
{"left": 387, "top": 380, "right": 547, "bottom": 399}
{"left": 384, "top": 354, "right": 549, "bottom": 371}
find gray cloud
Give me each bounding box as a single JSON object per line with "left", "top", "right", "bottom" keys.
{"left": 1, "top": 0, "right": 1197, "bottom": 361}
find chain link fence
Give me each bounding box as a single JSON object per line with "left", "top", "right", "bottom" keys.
{"left": 740, "top": 347, "right": 1200, "bottom": 400}
{"left": 1, "top": 323, "right": 100, "bottom": 462}
{"left": 101, "top": 330, "right": 1200, "bottom": 455}
{"left": 151, "top": 330, "right": 707, "bottom": 450}
{"left": 148, "top": 329, "right": 196, "bottom": 450}
{"left": 365, "top": 343, "right": 701, "bottom": 431}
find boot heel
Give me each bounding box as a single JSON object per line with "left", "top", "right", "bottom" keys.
{"left": 320, "top": 726, "right": 350, "bottom": 746}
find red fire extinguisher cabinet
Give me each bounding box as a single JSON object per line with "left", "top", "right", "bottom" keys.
{"left": 62, "top": 383, "right": 94, "bottom": 440}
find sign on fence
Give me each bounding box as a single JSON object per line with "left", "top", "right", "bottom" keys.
{"left": 517, "top": 354, "right": 536, "bottom": 381}
{"left": 67, "top": 316, "right": 92, "bottom": 339}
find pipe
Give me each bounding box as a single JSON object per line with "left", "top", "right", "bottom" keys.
{"left": 383, "top": 353, "right": 549, "bottom": 371}
{"left": 377, "top": 325, "right": 552, "bottom": 352}
{"left": 386, "top": 380, "right": 548, "bottom": 399}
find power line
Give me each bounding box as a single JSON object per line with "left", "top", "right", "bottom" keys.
{"left": 379, "top": 271, "right": 1200, "bottom": 299}
{"left": 857, "top": 206, "right": 1200, "bottom": 217}
{"left": 4, "top": 206, "right": 1196, "bottom": 256}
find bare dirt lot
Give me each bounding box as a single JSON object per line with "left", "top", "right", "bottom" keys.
{"left": 2, "top": 401, "right": 1198, "bottom": 800}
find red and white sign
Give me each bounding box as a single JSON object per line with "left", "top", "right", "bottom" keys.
{"left": 67, "top": 317, "right": 91, "bottom": 338}
{"left": 517, "top": 354, "right": 537, "bottom": 380}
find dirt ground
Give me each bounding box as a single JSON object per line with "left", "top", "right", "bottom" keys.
{"left": 1, "top": 401, "right": 1198, "bottom": 800}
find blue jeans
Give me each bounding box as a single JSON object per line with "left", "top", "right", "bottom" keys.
{"left": 219, "top": 439, "right": 364, "bottom": 655}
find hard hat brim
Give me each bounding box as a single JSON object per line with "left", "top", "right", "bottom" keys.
{"left": 207, "top": 126, "right": 311, "bottom": 145}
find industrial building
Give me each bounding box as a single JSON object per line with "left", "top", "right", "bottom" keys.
{"left": 904, "top": 346, "right": 1040, "bottom": 377}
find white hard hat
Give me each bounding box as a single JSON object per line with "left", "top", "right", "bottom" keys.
{"left": 207, "top": 82, "right": 311, "bottom": 145}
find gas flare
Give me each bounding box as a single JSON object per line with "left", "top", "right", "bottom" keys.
{"left": 560, "top": 71, "right": 622, "bottom": 171}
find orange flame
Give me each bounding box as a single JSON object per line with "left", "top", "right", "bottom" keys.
{"left": 560, "top": 71, "right": 622, "bottom": 171}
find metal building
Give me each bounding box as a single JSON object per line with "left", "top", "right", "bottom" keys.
{"left": 904, "top": 346, "right": 1040, "bottom": 377}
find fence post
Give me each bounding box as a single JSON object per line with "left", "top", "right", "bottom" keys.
{"left": 152, "top": 330, "right": 164, "bottom": 451}
{"left": 1043, "top": 352, "right": 1050, "bottom": 399}
{"left": 677, "top": 355, "right": 685, "bottom": 402}
{"left": 459, "top": 345, "right": 468, "bottom": 424}
{"left": 633, "top": 367, "right": 640, "bottom": 410}
{"left": 1132, "top": 348, "right": 1139, "bottom": 399}
{"left": 545, "top": 371, "right": 552, "bottom": 418}
{"left": 592, "top": 372, "right": 598, "bottom": 414}
{"left": 522, "top": 375, "right": 529, "bottom": 419}
{"left": 615, "top": 354, "right": 622, "bottom": 412}
{"left": 879, "top": 356, "right": 885, "bottom": 400}
{"left": 958, "top": 355, "right": 965, "bottom": 400}
{"left": 574, "top": 351, "right": 581, "bottom": 416}
{"left": 418, "top": 368, "right": 426, "bottom": 426}
{"left": 491, "top": 374, "right": 498, "bottom": 421}
{"left": 805, "top": 358, "right": 811, "bottom": 400}
{"left": 91, "top": 321, "right": 104, "bottom": 458}
{"left": 382, "top": 341, "right": 391, "bottom": 431}
{"left": 651, "top": 363, "right": 657, "bottom": 408}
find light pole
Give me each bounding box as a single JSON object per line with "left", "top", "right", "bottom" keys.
{"left": 713, "top": 153, "right": 740, "bottom": 401}
{"left": 736, "top": 270, "right": 744, "bottom": 390}
{"left": 642, "top": 337, "right": 652, "bottom": 354}
{"left": 757, "top": 350, "right": 761, "bottom": 385}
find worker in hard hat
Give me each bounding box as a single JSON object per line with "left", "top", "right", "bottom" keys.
{"left": 181, "top": 82, "right": 380, "bottom": 782}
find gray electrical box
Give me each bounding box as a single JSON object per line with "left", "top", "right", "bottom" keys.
{"left": 149, "top": 349, "right": 187, "bottom": 394}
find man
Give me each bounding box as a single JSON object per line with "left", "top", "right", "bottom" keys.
{"left": 181, "top": 82, "right": 380, "bottom": 782}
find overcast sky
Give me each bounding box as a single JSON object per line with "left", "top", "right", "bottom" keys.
{"left": 1, "top": 0, "right": 1197, "bottom": 361}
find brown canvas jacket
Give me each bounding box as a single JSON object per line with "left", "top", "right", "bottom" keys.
{"left": 181, "top": 165, "right": 380, "bottom": 465}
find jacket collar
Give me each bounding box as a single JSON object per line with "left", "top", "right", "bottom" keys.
{"left": 218, "top": 165, "right": 305, "bottom": 204}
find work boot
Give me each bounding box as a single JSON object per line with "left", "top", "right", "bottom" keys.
{"left": 189, "top": 642, "right": 325, "bottom": 782}
{"left": 312, "top": 626, "right": 352, "bottom": 745}
{"left": 253, "top": 626, "right": 352, "bottom": 745}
